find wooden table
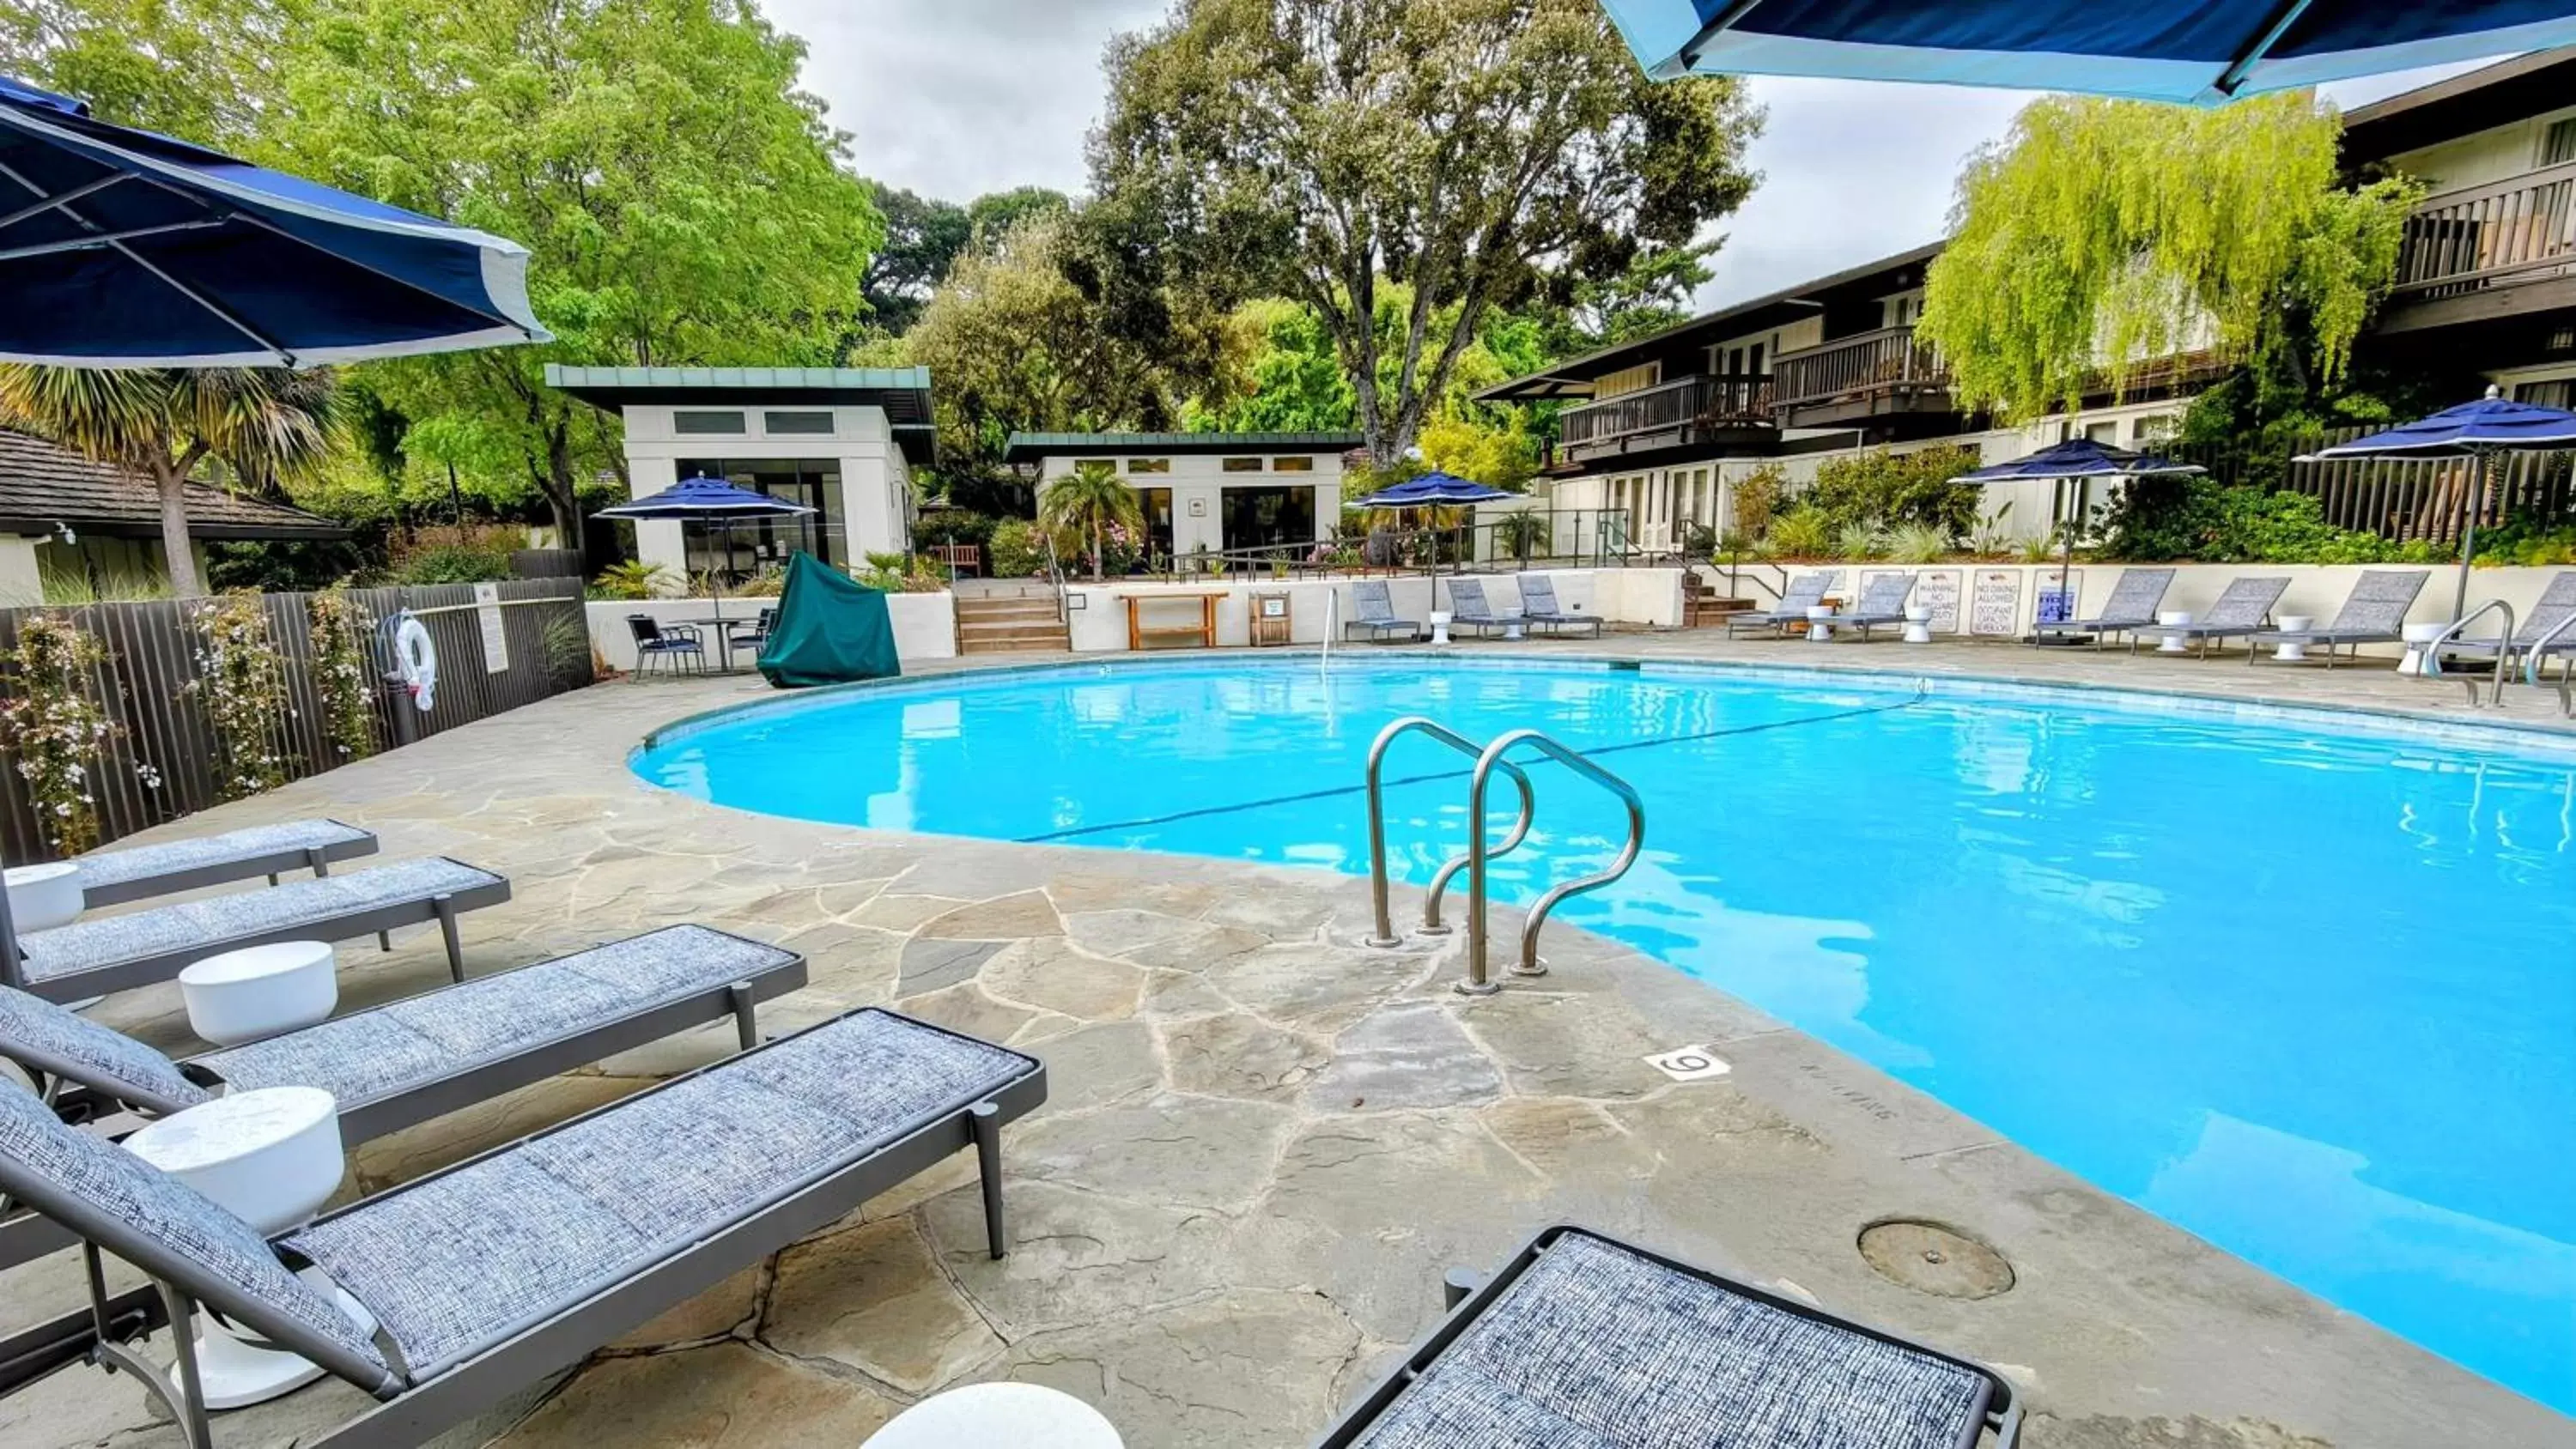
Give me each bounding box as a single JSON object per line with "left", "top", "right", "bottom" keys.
{"left": 1123, "top": 591, "right": 1226, "bottom": 650}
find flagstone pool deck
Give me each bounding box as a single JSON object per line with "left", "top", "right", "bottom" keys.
{"left": 3, "top": 633, "right": 2567, "bottom": 1449}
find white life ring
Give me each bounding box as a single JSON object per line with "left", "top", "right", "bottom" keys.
{"left": 394, "top": 615, "right": 437, "bottom": 712}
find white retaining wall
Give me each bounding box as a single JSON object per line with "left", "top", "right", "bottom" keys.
{"left": 1062, "top": 568, "right": 1687, "bottom": 652}
{"left": 586, "top": 593, "right": 957, "bottom": 671}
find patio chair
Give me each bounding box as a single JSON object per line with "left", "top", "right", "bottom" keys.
{"left": 1516, "top": 576, "right": 1603, "bottom": 638}
{"left": 2431, "top": 570, "right": 2576, "bottom": 680}
{"left": 728, "top": 605, "right": 780, "bottom": 656}
{"left": 2250, "top": 570, "right": 2430, "bottom": 668}
{"left": 0, "top": 1005, "right": 1044, "bottom": 1449}
{"left": 65, "top": 819, "right": 380, "bottom": 909}
{"left": 0, "top": 925, "right": 807, "bottom": 1270}
{"left": 1319, "top": 1225, "right": 2021, "bottom": 1448}
{"left": 1344, "top": 579, "right": 1420, "bottom": 644}
{"left": 2032, "top": 567, "right": 2175, "bottom": 650}
{"left": 1816, "top": 572, "right": 1915, "bottom": 642}
{"left": 2133, "top": 575, "right": 2290, "bottom": 658}
{"left": 4, "top": 857, "right": 511, "bottom": 1005}
{"left": 623, "top": 615, "right": 704, "bottom": 680}
{"left": 1443, "top": 578, "right": 1523, "bottom": 640}
{"left": 1724, "top": 570, "right": 1840, "bottom": 638}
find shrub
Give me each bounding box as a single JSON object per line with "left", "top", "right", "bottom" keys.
{"left": 1494, "top": 510, "right": 1549, "bottom": 562}
{"left": 2099, "top": 476, "right": 2443, "bottom": 563}
{"left": 188, "top": 593, "right": 289, "bottom": 801}
{"left": 735, "top": 565, "right": 787, "bottom": 598}
{"left": 1768, "top": 506, "right": 1833, "bottom": 559}
{"left": 1884, "top": 522, "right": 1952, "bottom": 563}
{"left": 1833, "top": 520, "right": 1886, "bottom": 560}
{"left": 914, "top": 510, "right": 1000, "bottom": 548}
{"left": 0, "top": 615, "right": 117, "bottom": 853}
{"left": 1806, "top": 446, "right": 1981, "bottom": 537}
{"left": 988, "top": 518, "right": 1049, "bottom": 578}
{"left": 307, "top": 590, "right": 380, "bottom": 764}
{"left": 395, "top": 543, "right": 515, "bottom": 585}
{"left": 590, "top": 560, "right": 675, "bottom": 600}
{"left": 1729, "top": 464, "right": 1785, "bottom": 538}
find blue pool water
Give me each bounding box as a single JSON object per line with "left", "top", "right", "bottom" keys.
{"left": 633, "top": 658, "right": 2576, "bottom": 1410}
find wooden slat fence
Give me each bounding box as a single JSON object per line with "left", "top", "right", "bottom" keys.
{"left": 2166, "top": 427, "right": 2576, "bottom": 547}
{"left": 0, "top": 578, "right": 591, "bottom": 864}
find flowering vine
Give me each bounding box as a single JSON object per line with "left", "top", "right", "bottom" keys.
{"left": 0, "top": 615, "right": 118, "bottom": 854}
{"left": 307, "top": 589, "right": 380, "bottom": 763}
{"left": 188, "top": 592, "right": 290, "bottom": 800}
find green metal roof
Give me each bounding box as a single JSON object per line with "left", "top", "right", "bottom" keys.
{"left": 1003, "top": 431, "right": 1364, "bottom": 462}
{"left": 545, "top": 365, "right": 937, "bottom": 464}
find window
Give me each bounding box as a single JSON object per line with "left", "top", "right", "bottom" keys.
{"left": 2134, "top": 414, "right": 2178, "bottom": 445}
{"left": 1882, "top": 291, "right": 1924, "bottom": 330}
{"left": 2543, "top": 117, "right": 2576, "bottom": 167}
{"left": 673, "top": 410, "right": 745, "bottom": 435}
{"left": 1272, "top": 457, "right": 1314, "bottom": 472}
{"left": 1749, "top": 342, "right": 1765, "bottom": 375}
{"left": 2084, "top": 421, "right": 2120, "bottom": 446}
{"left": 2516, "top": 378, "right": 2576, "bottom": 409}
{"left": 1222, "top": 458, "right": 1264, "bottom": 472}
{"left": 763, "top": 410, "right": 835, "bottom": 435}
{"left": 1126, "top": 458, "right": 1171, "bottom": 473}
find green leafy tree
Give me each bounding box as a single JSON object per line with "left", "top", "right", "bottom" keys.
{"left": 0, "top": 367, "right": 337, "bottom": 596}
{"left": 0, "top": 0, "right": 275, "bottom": 142}
{"left": 862, "top": 185, "right": 973, "bottom": 334}
{"left": 1091, "top": 0, "right": 1759, "bottom": 467}
{"left": 1038, "top": 459, "right": 1145, "bottom": 581}
{"left": 1918, "top": 93, "right": 2421, "bottom": 421}
{"left": 966, "top": 187, "right": 1073, "bottom": 251}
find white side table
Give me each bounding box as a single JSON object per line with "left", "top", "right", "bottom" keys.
{"left": 1900, "top": 606, "right": 1934, "bottom": 645}
{"left": 5, "top": 862, "right": 84, "bottom": 931}
{"left": 179, "top": 941, "right": 337, "bottom": 1046}
{"left": 2397, "top": 621, "right": 2449, "bottom": 676}
{"left": 2270, "top": 615, "right": 2314, "bottom": 662}
{"left": 2154, "top": 610, "right": 2194, "bottom": 654}
{"left": 866, "top": 1384, "right": 1123, "bottom": 1449}
{"left": 123, "top": 1087, "right": 374, "bottom": 1408}
{"left": 1805, "top": 606, "right": 1837, "bottom": 642}
{"left": 1426, "top": 610, "right": 1454, "bottom": 646}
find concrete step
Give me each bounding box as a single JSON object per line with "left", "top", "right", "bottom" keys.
{"left": 958, "top": 636, "right": 1072, "bottom": 654}
{"left": 955, "top": 599, "right": 1065, "bottom": 623}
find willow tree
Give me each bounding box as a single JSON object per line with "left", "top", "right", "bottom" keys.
{"left": 1917, "top": 93, "right": 2421, "bottom": 421}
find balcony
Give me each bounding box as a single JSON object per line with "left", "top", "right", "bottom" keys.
{"left": 1554, "top": 373, "right": 1772, "bottom": 466}
{"left": 1770, "top": 325, "right": 1953, "bottom": 427}
{"left": 2383, "top": 161, "right": 2576, "bottom": 332}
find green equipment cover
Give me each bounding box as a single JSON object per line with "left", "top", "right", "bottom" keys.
{"left": 756, "top": 553, "right": 903, "bottom": 688}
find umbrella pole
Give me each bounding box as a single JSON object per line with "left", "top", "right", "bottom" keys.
{"left": 2453, "top": 451, "right": 2492, "bottom": 620}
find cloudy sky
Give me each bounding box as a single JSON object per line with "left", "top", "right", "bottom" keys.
{"left": 775, "top": 0, "right": 2485, "bottom": 311}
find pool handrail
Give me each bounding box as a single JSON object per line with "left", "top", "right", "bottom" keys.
{"left": 1421, "top": 762, "right": 1536, "bottom": 937}
{"left": 1363, "top": 718, "right": 1534, "bottom": 948}
{"left": 1464, "top": 730, "right": 1646, "bottom": 996}
{"left": 2422, "top": 599, "right": 2516, "bottom": 706}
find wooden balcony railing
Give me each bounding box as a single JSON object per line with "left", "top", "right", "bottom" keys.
{"left": 1558, "top": 373, "right": 1771, "bottom": 451}
{"left": 1771, "top": 325, "right": 1948, "bottom": 409}
{"left": 2392, "top": 160, "right": 2576, "bottom": 299}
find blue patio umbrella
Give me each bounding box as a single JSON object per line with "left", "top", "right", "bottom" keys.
{"left": 1952, "top": 438, "right": 2204, "bottom": 634}
{"left": 1348, "top": 470, "right": 1516, "bottom": 609}
{"left": 0, "top": 74, "right": 547, "bottom": 367}
{"left": 597, "top": 475, "right": 817, "bottom": 621}
{"left": 2303, "top": 389, "right": 2576, "bottom": 616}
{"left": 1597, "top": 2, "right": 2576, "bottom": 104}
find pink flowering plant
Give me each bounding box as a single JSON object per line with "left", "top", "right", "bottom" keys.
{"left": 0, "top": 614, "right": 118, "bottom": 854}
{"left": 188, "top": 593, "right": 291, "bottom": 800}
{"left": 307, "top": 589, "right": 380, "bottom": 763}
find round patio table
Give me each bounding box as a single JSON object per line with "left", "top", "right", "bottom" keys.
{"left": 861, "top": 1383, "right": 1122, "bottom": 1448}
{"left": 674, "top": 614, "right": 762, "bottom": 673}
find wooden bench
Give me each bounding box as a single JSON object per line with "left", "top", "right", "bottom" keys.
{"left": 1122, "top": 591, "right": 1226, "bottom": 650}
{"left": 927, "top": 543, "right": 981, "bottom": 577}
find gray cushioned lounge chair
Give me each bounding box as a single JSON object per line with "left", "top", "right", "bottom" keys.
{"left": 0, "top": 925, "right": 806, "bottom": 1270}
{"left": 2249, "top": 569, "right": 2430, "bottom": 668}
{"left": 1443, "top": 578, "right": 1522, "bottom": 639}
{"left": 68, "top": 820, "right": 380, "bottom": 909}
{"left": 2432, "top": 570, "right": 2576, "bottom": 680}
{"left": 1816, "top": 572, "right": 1915, "bottom": 642}
{"left": 0, "top": 1005, "right": 1043, "bottom": 1449}
{"left": 2032, "top": 567, "right": 2175, "bottom": 650}
{"left": 1320, "top": 1225, "right": 2021, "bottom": 1448}
{"left": 1724, "top": 570, "right": 1839, "bottom": 638}
{"left": 4, "top": 857, "right": 510, "bottom": 1005}
{"left": 1516, "top": 576, "right": 1602, "bottom": 638}
{"left": 1344, "top": 580, "right": 1420, "bottom": 644}
{"left": 2134, "top": 575, "right": 2290, "bottom": 658}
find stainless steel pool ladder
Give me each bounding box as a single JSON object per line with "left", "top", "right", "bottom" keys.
{"left": 1364, "top": 716, "right": 1647, "bottom": 996}
{"left": 2420, "top": 599, "right": 2515, "bottom": 707}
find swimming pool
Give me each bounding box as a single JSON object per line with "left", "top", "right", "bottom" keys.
{"left": 633, "top": 656, "right": 2576, "bottom": 1410}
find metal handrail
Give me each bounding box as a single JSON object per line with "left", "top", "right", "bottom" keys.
{"left": 2421, "top": 599, "right": 2517, "bottom": 706}
{"left": 1463, "top": 731, "right": 1645, "bottom": 996}
{"left": 1040, "top": 530, "right": 1070, "bottom": 626}
{"left": 1363, "top": 718, "right": 1534, "bottom": 948}
{"left": 1420, "top": 765, "right": 1535, "bottom": 936}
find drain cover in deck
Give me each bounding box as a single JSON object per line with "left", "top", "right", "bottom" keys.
{"left": 1857, "top": 1219, "right": 2014, "bottom": 1300}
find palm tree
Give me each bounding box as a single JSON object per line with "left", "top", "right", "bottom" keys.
{"left": 0, "top": 367, "right": 339, "bottom": 597}
{"left": 1037, "top": 458, "right": 1144, "bottom": 582}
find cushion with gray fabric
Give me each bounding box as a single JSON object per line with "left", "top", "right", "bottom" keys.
{"left": 1519, "top": 577, "right": 1599, "bottom": 621}
{"left": 2053, "top": 567, "right": 2173, "bottom": 629}
{"left": 2151, "top": 576, "right": 2288, "bottom": 639}
{"left": 1728, "top": 571, "right": 1838, "bottom": 629}
{"left": 199, "top": 926, "right": 799, "bottom": 1106}
{"left": 0, "top": 986, "right": 212, "bottom": 1113}
{"left": 2437, "top": 570, "right": 2576, "bottom": 657}
{"left": 1354, "top": 1231, "right": 1987, "bottom": 1449}
{"left": 1348, "top": 581, "right": 1418, "bottom": 637}
{"left": 2263, "top": 570, "right": 2427, "bottom": 640}
{"left": 16, "top": 858, "right": 502, "bottom": 985}
{"left": 286, "top": 1009, "right": 1030, "bottom": 1379}
{"left": 70, "top": 820, "right": 374, "bottom": 896}
{"left": 0, "top": 1083, "right": 390, "bottom": 1378}
{"left": 1838, "top": 573, "right": 1914, "bottom": 621}
{"left": 1447, "top": 578, "right": 1516, "bottom": 623}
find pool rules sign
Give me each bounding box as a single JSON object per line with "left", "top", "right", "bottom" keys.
{"left": 473, "top": 582, "right": 509, "bottom": 672}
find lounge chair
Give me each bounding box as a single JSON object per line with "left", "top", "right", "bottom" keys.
{"left": 2431, "top": 570, "right": 2576, "bottom": 681}
{"left": 0, "top": 1005, "right": 1043, "bottom": 1449}
{"left": 1516, "top": 576, "right": 1603, "bottom": 638}
{"left": 1443, "top": 578, "right": 1523, "bottom": 640}
{"left": 1724, "top": 570, "right": 1840, "bottom": 638}
{"left": 4, "top": 857, "right": 511, "bottom": 1005}
{"left": 2032, "top": 567, "right": 2175, "bottom": 650}
{"left": 2250, "top": 570, "right": 2430, "bottom": 667}
{"left": 1344, "top": 580, "right": 1420, "bottom": 644}
{"left": 0, "top": 925, "right": 806, "bottom": 1269}
{"left": 1815, "top": 572, "right": 1915, "bottom": 642}
{"left": 2134, "top": 575, "right": 2290, "bottom": 658}
{"left": 1321, "top": 1225, "right": 2021, "bottom": 1447}
{"left": 66, "top": 819, "right": 380, "bottom": 909}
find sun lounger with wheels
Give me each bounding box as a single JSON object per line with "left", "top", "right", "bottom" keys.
{"left": 1343, "top": 580, "right": 1420, "bottom": 644}
{"left": 0, "top": 1005, "right": 1043, "bottom": 1449}
{"left": 67, "top": 820, "right": 380, "bottom": 909}
{"left": 2250, "top": 569, "right": 2429, "bottom": 667}
{"left": 1443, "top": 579, "right": 1522, "bottom": 639}
{"left": 0, "top": 924, "right": 808, "bottom": 1270}
{"left": 1724, "top": 570, "right": 1839, "bottom": 638}
{"left": 1515, "top": 576, "right": 1603, "bottom": 638}
{"left": 2032, "top": 567, "right": 2174, "bottom": 649}
{"left": 4, "top": 858, "right": 511, "bottom": 1005}
{"left": 1319, "top": 1224, "right": 2021, "bottom": 1447}
{"left": 2431, "top": 570, "right": 2576, "bottom": 679}
{"left": 2134, "top": 575, "right": 2289, "bottom": 658}
{"left": 1815, "top": 572, "right": 1914, "bottom": 642}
